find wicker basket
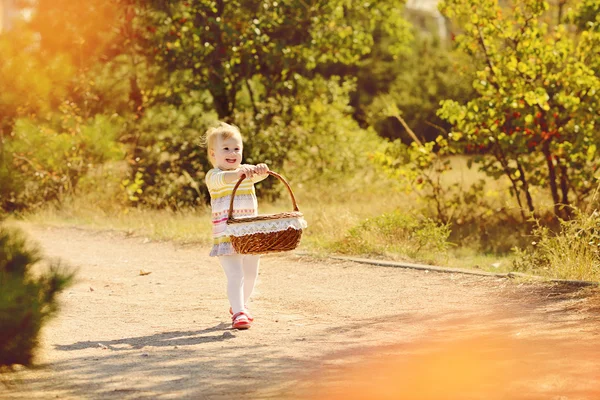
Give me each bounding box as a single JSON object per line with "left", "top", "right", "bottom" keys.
{"left": 225, "top": 171, "right": 307, "bottom": 255}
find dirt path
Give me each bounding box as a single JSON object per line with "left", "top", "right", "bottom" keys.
{"left": 2, "top": 224, "right": 600, "bottom": 399}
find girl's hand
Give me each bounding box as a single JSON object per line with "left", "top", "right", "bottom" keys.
{"left": 255, "top": 163, "right": 269, "bottom": 175}
{"left": 237, "top": 165, "right": 254, "bottom": 179}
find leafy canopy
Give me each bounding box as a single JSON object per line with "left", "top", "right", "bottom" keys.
{"left": 437, "top": 0, "right": 600, "bottom": 219}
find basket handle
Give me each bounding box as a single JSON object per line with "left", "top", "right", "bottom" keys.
{"left": 228, "top": 171, "right": 300, "bottom": 222}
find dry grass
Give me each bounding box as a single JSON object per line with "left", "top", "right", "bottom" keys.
{"left": 513, "top": 209, "right": 600, "bottom": 282}
{"left": 25, "top": 198, "right": 214, "bottom": 246}
{"left": 18, "top": 158, "right": 518, "bottom": 273}
{"left": 18, "top": 156, "right": 597, "bottom": 279}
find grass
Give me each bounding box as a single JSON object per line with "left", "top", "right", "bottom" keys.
{"left": 16, "top": 156, "right": 599, "bottom": 281}
{"left": 25, "top": 199, "right": 214, "bottom": 245}
{"left": 22, "top": 197, "right": 518, "bottom": 274}
{"left": 512, "top": 208, "right": 600, "bottom": 282}
{"left": 17, "top": 164, "right": 518, "bottom": 275}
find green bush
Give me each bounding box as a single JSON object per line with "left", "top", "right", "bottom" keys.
{"left": 127, "top": 76, "right": 386, "bottom": 208}
{"left": 0, "top": 225, "right": 73, "bottom": 367}
{"left": 235, "top": 76, "right": 385, "bottom": 187}
{"left": 333, "top": 210, "right": 451, "bottom": 263}
{"left": 124, "top": 96, "right": 217, "bottom": 209}
{"left": 1, "top": 109, "right": 124, "bottom": 212}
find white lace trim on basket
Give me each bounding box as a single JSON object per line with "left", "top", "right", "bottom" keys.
{"left": 225, "top": 217, "right": 307, "bottom": 237}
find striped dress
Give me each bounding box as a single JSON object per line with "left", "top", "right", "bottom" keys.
{"left": 205, "top": 168, "right": 266, "bottom": 257}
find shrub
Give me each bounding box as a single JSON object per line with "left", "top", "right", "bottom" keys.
{"left": 512, "top": 209, "right": 600, "bottom": 281}
{"left": 373, "top": 138, "right": 531, "bottom": 254}
{"left": 1, "top": 109, "right": 124, "bottom": 212}
{"left": 126, "top": 76, "right": 387, "bottom": 208}
{"left": 234, "top": 76, "right": 386, "bottom": 196}
{"left": 124, "top": 97, "right": 216, "bottom": 209}
{"left": 0, "top": 225, "right": 73, "bottom": 367}
{"left": 333, "top": 210, "right": 451, "bottom": 263}
{"left": 438, "top": 0, "right": 600, "bottom": 220}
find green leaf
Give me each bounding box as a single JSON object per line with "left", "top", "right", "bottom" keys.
{"left": 587, "top": 144, "right": 597, "bottom": 161}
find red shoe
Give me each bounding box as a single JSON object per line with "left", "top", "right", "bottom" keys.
{"left": 229, "top": 306, "right": 254, "bottom": 322}
{"left": 232, "top": 311, "right": 251, "bottom": 330}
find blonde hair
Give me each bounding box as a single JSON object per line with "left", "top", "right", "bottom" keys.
{"left": 203, "top": 122, "right": 243, "bottom": 167}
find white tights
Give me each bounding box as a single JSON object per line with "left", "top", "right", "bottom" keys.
{"left": 218, "top": 254, "right": 260, "bottom": 314}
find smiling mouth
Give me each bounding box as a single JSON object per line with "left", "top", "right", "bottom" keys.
{"left": 226, "top": 158, "right": 237, "bottom": 163}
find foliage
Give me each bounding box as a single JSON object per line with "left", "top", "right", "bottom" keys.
{"left": 0, "top": 2, "right": 143, "bottom": 213}
{"left": 512, "top": 207, "right": 600, "bottom": 281}
{"left": 372, "top": 137, "right": 529, "bottom": 254}
{"left": 27, "top": 0, "right": 126, "bottom": 68}
{"left": 124, "top": 0, "right": 412, "bottom": 205}
{"left": 437, "top": 0, "right": 600, "bottom": 220}
{"left": 284, "top": 78, "right": 384, "bottom": 184}
{"left": 0, "top": 30, "right": 74, "bottom": 135}
{"left": 26, "top": 0, "right": 156, "bottom": 119}
{"left": 125, "top": 75, "right": 385, "bottom": 207}
{"left": 236, "top": 76, "right": 385, "bottom": 185}
{"left": 373, "top": 136, "right": 489, "bottom": 223}
{"left": 124, "top": 95, "right": 215, "bottom": 209}
{"left": 135, "top": 0, "right": 412, "bottom": 119}
{"left": 333, "top": 210, "right": 451, "bottom": 263}
{"left": 361, "top": 34, "right": 476, "bottom": 143}
{"left": 1, "top": 0, "right": 138, "bottom": 131}
{"left": 32, "top": 0, "right": 411, "bottom": 208}
{"left": 3, "top": 1, "right": 415, "bottom": 210}
{"left": 0, "top": 225, "right": 73, "bottom": 367}
{"left": 571, "top": 0, "right": 600, "bottom": 31}
{"left": 1, "top": 107, "right": 124, "bottom": 212}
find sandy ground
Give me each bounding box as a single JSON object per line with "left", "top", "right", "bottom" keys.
{"left": 2, "top": 224, "right": 600, "bottom": 399}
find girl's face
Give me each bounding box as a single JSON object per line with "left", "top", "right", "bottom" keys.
{"left": 212, "top": 134, "right": 243, "bottom": 170}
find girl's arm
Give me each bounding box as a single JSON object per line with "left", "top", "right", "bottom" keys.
{"left": 206, "top": 166, "right": 255, "bottom": 190}
{"left": 223, "top": 165, "right": 255, "bottom": 184}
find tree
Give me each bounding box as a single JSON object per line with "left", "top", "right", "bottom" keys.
{"left": 135, "top": 0, "right": 412, "bottom": 120}
{"left": 0, "top": 30, "right": 73, "bottom": 136}
{"left": 3, "top": 1, "right": 415, "bottom": 209}
{"left": 26, "top": 0, "right": 149, "bottom": 118}
{"left": 437, "top": 0, "right": 600, "bottom": 220}
{"left": 118, "top": 0, "right": 413, "bottom": 207}
{"left": 0, "top": 1, "right": 151, "bottom": 211}
{"left": 361, "top": 34, "right": 476, "bottom": 144}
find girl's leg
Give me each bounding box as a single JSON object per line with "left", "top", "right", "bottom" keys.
{"left": 242, "top": 255, "right": 260, "bottom": 305}
{"left": 218, "top": 254, "right": 245, "bottom": 314}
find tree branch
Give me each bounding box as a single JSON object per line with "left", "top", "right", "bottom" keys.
{"left": 476, "top": 25, "right": 501, "bottom": 91}
{"left": 492, "top": 145, "right": 527, "bottom": 221}
{"left": 245, "top": 79, "right": 259, "bottom": 120}
{"left": 393, "top": 114, "right": 423, "bottom": 146}
{"left": 424, "top": 120, "right": 448, "bottom": 135}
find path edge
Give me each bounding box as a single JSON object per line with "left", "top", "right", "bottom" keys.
{"left": 296, "top": 253, "right": 599, "bottom": 287}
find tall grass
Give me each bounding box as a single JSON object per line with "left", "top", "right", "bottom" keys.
{"left": 293, "top": 175, "right": 410, "bottom": 253}
{"left": 513, "top": 208, "right": 600, "bottom": 282}
{"left": 26, "top": 199, "right": 214, "bottom": 245}
{"left": 331, "top": 210, "right": 452, "bottom": 264}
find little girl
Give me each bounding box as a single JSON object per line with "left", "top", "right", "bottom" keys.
{"left": 203, "top": 122, "right": 269, "bottom": 330}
